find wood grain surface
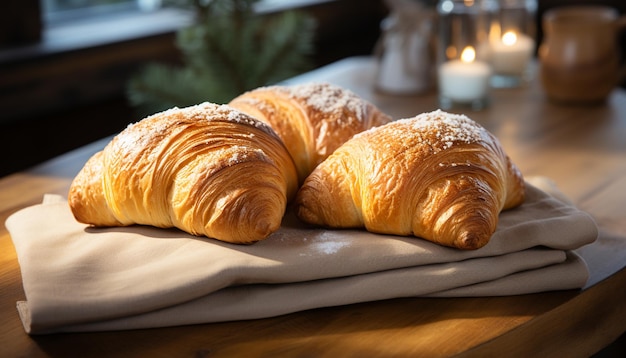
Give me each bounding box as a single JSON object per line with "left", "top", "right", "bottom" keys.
{"left": 1, "top": 57, "right": 625, "bottom": 357}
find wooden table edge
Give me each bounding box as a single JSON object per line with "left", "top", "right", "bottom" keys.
{"left": 458, "top": 266, "right": 626, "bottom": 357}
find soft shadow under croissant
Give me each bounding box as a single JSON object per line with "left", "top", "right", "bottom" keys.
{"left": 295, "top": 110, "right": 525, "bottom": 250}
{"left": 68, "top": 102, "right": 299, "bottom": 244}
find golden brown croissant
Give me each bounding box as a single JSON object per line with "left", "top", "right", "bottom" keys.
{"left": 295, "top": 110, "right": 525, "bottom": 250}
{"left": 68, "top": 102, "right": 299, "bottom": 244}
{"left": 229, "top": 82, "right": 392, "bottom": 182}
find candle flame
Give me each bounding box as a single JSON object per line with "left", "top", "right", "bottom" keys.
{"left": 460, "top": 46, "right": 476, "bottom": 63}
{"left": 502, "top": 31, "right": 518, "bottom": 46}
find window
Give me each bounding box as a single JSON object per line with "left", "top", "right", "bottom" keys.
{"left": 42, "top": 0, "right": 162, "bottom": 26}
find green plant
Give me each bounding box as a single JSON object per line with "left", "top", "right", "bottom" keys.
{"left": 127, "top": 0, "right": 316, "bottom": 116}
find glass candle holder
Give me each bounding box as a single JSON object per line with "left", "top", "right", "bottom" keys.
{"left": 374, "top": 1, "right": 437, "bottom": 95}
{"left": 437, "top": 0, "right": 497, "bottom": 110}
{"left": 489, "top": 0, "right": 537, "bottom": 87}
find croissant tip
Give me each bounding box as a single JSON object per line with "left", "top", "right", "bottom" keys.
{"left": 254, "top": 221, "right": 276, "bottom": 239}
{"left": 456, "top": 232, "right": 489, "bottom": 250}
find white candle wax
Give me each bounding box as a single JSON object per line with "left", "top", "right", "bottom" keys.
{"left": 491, "top": 33, "right": 535, "bottom": 75}
{"left": 438, "top": 59, "right": 491, "bottom": 102}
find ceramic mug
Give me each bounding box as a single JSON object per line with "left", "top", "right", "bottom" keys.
{"left": 539, "top": 5, "right": 626, "bottom": 104}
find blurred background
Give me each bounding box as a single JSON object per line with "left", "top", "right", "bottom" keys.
{"left": 0, "top": 0, "right": 625, "bottom": 178}
{"left": 0, "top": 1, "right": 625, "bottom": 355}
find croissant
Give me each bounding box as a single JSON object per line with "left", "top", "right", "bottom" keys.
{"left": 68, "top": 102, "right": 299, "bottom": 244}
{"left": 229, "top": 82, "right": 392, "bottom": 182}
{"left": 295, "top": 110, "right": 525, "bottom": 250}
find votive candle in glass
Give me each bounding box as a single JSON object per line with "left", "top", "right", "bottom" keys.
{"left": 489, "top": 0, "right": 537, "bottom": 87}
{"left": 438, "top": 46, "right": 491, "bottom": 106}
{"left": 437, "top": 0, "right": 497, "bottom": 110}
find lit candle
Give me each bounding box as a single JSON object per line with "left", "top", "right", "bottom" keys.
{"left": 490, "top": 31, "right": 535, "bottom": 75}
{"left": 438, "top": 46, "right": 491, "bottom": 103}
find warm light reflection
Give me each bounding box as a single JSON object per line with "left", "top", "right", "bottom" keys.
{"left": 446, "top": 45, "right": 457, "bottom": 60}
{"left": 460, "top": 46, "right": 476, "bottom": 63}
{"left": 502, "top": 31, "right": 518, "bottom": 46}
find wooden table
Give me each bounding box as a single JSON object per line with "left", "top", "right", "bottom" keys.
{"left": 1, "top": 57, "right": 625, "bottom": 357}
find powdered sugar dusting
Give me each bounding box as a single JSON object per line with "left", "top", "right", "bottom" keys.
{"left": 110, "top": 102, "right": 279, "bottom": 161}
{"left": 355, "top": 109, "right": 488, "bottom": 153}
{"left": 278, "top": 82, "right": 368, "bottom": 122}
{"left": 233, "top": 97, "right": 277, "bottom": 115}
{"left": 223, "top": 145, "right": 264, "bottom": 166}
{"left": 149, "top": 102, "right": 277, "bottom": 136}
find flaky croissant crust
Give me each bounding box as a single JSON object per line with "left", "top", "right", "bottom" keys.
{"left": 295, "top": 110, "right": 525, "bottom": 250}
{"left": 229, "top": 82, "right": 392, "bottom": 182}
{"left": 68, "top": 103, "right": 298, "bottom": 244}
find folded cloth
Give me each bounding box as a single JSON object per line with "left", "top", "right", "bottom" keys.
{"left": 6, "top": 182, "right": 597, "bottom": 334}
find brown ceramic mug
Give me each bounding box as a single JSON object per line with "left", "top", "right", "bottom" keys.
{"left": 539, "top": 5, "right": 626, "bottom": 104}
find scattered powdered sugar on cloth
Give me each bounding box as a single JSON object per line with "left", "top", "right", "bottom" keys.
{"left": 303, "top": 231, "right": 351, "bottom": 256}
{"left": 267, "top": 227, "right": 352, "bottom": 257}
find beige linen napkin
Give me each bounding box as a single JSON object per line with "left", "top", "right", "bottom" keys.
{"left": 6, "top": 182, "right": 597, "bottom": 334}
